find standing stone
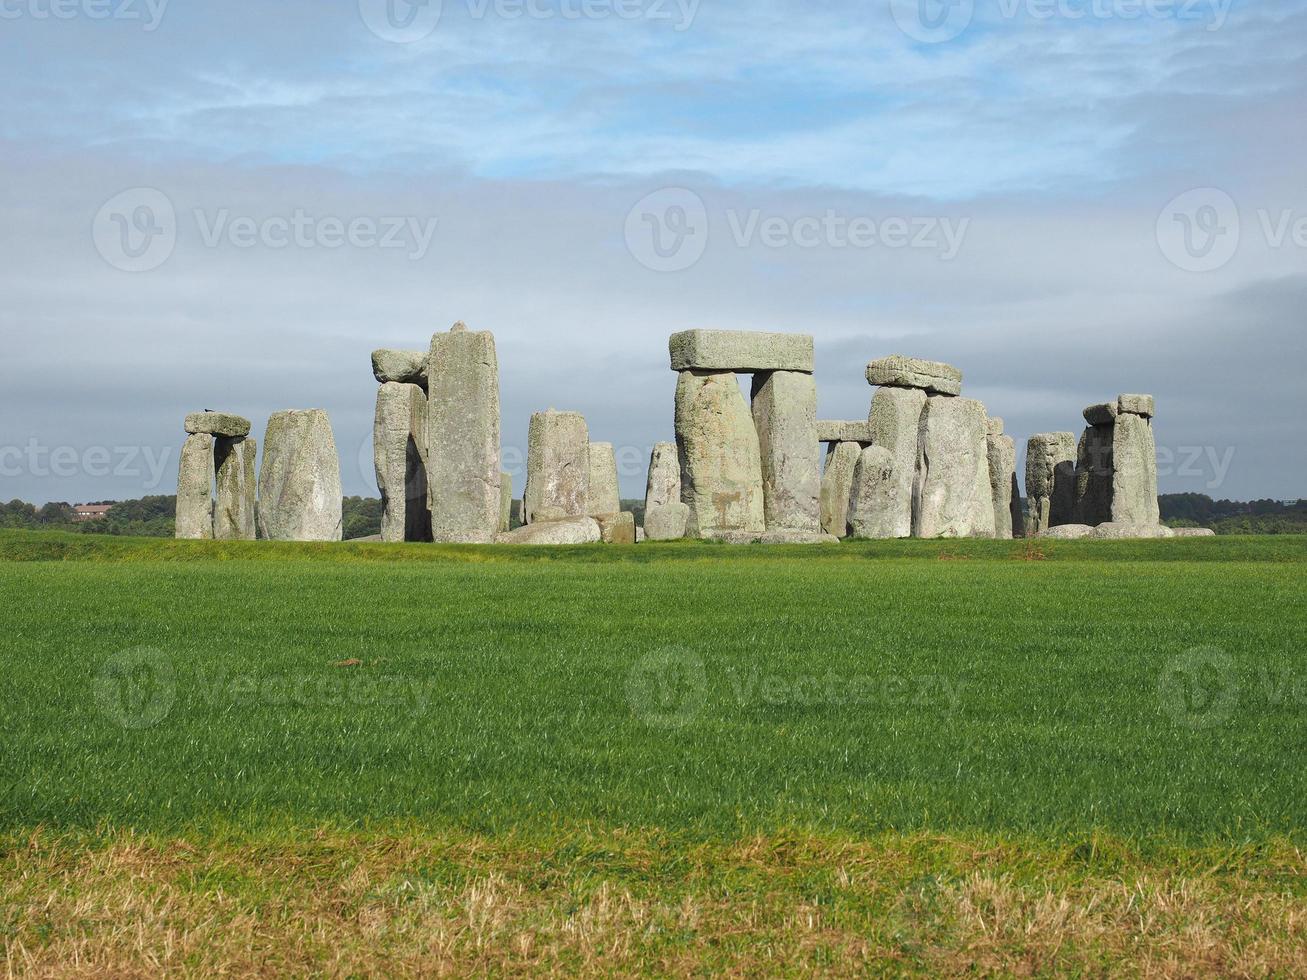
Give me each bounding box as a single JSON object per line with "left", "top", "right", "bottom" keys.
{"left": 644, "top": 502, "right": 690, "bottom": 541}
{"left": 499, "top": 472, "right": 512, "bottom": 533}
{"left": 819, "top": 441, "right": 861, "bottom": 538}
{"left": 586, "top": 441, "right": 621, "bottom": 517}
{"left": 750, "top": 370, "right": 820, "bottom": 532}
{"left": 427, "top": 323, "right": 501, "bottom": 543}
{"left": 1025, "top": 432, "right": 1078, "bottom": 535}
{"left": 1111, "top": 411, "right": 1160, "bottom": 525}
{"left": 986, "top": 429, "right": 1017, "bottom": 540}
{"left": 1073, "top": 423, "right": 1115, "bottom": 526}
{"left": 374, "top": 382, "right": 430, "bottom": 543}
{"left": 644, "top": 441, "right": 680, "bottom": 512}
{"left": 593, "top": 510, "right": 636, "bottom": 544}
{"left": 175, "top": 432, "right": 214, "bottom": 540}
{"left": 523, "top": 410, "right": 590, "bottom": 524}
{"left": 675, "top": 371, "right": 765, "bottom": 537}
{"left": 213, "top": 436, "right": 257, "bottom": 541}
{"left": 847, "top": 445, "right": 901, "bottom": 538}
{"left": 257, "top": 409, "right": 343, "bottom": 542}
{"left": 866, "top": 386, "right": 928, "bottom": 538}
{"left": 913, "top": 396, "right": 995, "bottom": 538}
{"left": 1009, "top": 473, "right": 1024, "bottom": 539}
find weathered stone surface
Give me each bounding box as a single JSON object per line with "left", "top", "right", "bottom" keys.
{"left": 644, "top": 441, "right": 680, "bottom": 511}
{"left": 865, "top": 355, "right": 962, "bottom": 396}
{"left": 510, "top": 499, "right": 524, "bottom": 530}
{"left": 1090, "top": 522, "right": 1174, "bottom": 539}
{"left": 496, "top": 515, "right": 601, "bottom": 545}
{"left": 373, "top": 382, "right": 430, "bottom": 543}
{"left": 586, "top": 442, "right": 621, "bottom": 517}
{"left": 701, "top": 530, "right": 764, "bottom": 544}
{"left": 675, "top": 371, "right": 765, "bottom": 536}
{"left": 185, "top": 412, "right": 250, "bottom": 438}
{"left": 1083, "top": 402, "right": 1118, "bottom": 426}
{"left": 636, "top": 527, "right": 646, "bottom": 543}
{"left": 523, "top": 410, "right": 589, "bottom": 524}
{"left": 669, "top": 330, "right": 814, "bottom": 373}
{"left": 913, "top": 396, "right": 996, "bottom": 538}
{"left": 1039, "top": 523, "right": 1094, "bottom": 539}
{"left": 1111, "top": 412, "right": 1159, "bottom": 525}
{"left": 816, "top": 420, "right": 874, "bottom": 444}
{"left": 644, "top": 502, "right": 690, "bottom": 541}
{"left": 593, "top": 511, "right": 636, "bottom": 544}
{"left": 499, "top": 472, "right": 512, "bottom": 533}
{"left": 985, "top": 417, "right": 1005, "bottom": 437}
{"left": 847, "top": 445, "right": 901, "bottom": 539}
{"left": 986, "top": 431, "right": 1017, "bottom": 539}
{"left": 867, "top": 386, "right": 927, "bottom": 538}
{"left": 175, "top": 432, "right": 214, "bottom": 540}
{"left": 1010, "top": 473, "right": 1024, "bottom": 538}
{"left": 427, "top": 323, "right": 501, "bottom": 543}
{"left": 1073, "top": 424, "right": 1115, "bottom": 526}
{"left": 213, "top": 436, "right": 257, "bottom": 541}
{"left": 819, "top": 441, "right": 861, "bottom": 538}
{"left": 371, "top": 349, "right": 427, "bottom": 388}
{"left": 1173, "top": 527, "right": 1216, "bottom": 537}
{"left": 1118, "top": 393, "right": 1155, "bottom": 418}
{"left": 751, "top": 370, "right": 820, "bottom": 532}
{"left": 257, "top": 409, "right": 343, "bottom": 542}
{"left": 1025, "top": 432, "right": 1078, "bottom": 535}
{"left": 759, "top": 530, "right": 840, "bottom": 545}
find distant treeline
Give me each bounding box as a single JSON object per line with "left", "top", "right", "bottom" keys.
{"left": 1159, "top": 494, "right": 1307, "bottom": 535}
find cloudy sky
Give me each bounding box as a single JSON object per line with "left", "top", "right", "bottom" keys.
{"left": 1, "top": 0, "right": 1303, "bottom": 504}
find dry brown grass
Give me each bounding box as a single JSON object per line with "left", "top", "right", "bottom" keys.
{"left": 1, "top": 829, "right": 1303, "bottom": 977}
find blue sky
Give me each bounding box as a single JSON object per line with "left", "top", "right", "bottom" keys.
{"left": 1, "top": 0, "right": 1304, "bottom": 502}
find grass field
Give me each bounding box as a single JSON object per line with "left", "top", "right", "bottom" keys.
{"left": 1, "top": 530, "right": 1303, "bottom": 974}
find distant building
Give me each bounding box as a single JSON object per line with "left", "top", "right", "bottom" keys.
{"left": 72, "top": 504, "right": 113, "bottom": 522}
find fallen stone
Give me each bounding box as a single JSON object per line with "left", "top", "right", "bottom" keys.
{"left": 644, "top": 502, "right": 690, "bottom": 541}
{"left": 1090, "top": 522, "right": 1174, "bottom": 539}
{"left": 751, "top": 370, "right": 820, "bottom": 532}
{"left": 496, "top": 515, "right": 601, "bottom": 545}
{"left": 371, "top": 349, "right": 427, "bottom": 388}
{"left": 819, "top": 441, "right": 861, "bottom": 538}
{"left": 986, "top": 430, "right": 1017, "bottom": 539}
{"left": 759, "top": 530, "right": 840, "bottom": 545}
{"left": 500, "top": 471, "right": 512, "bottom": 533}
{"left": 1073, "top": 424, "right": 1115, "bottom": 526}
{"left": 1111, "top": 412, "right": 1159, "bottom": 525}
{"left": 701, "top": 530, "right": 764, "bottom": 544}
{"left": 1117, "top": 393, "right": 1155, "bottom": 418}
{"left": 257, "top": 409, "right": 343, "bottom": 542}
{"left": 675, "top": 371, "right": 765, "bottom": 536}
{"left": 847, "top": 445, "right": 901, "bottom": 539}
{"left": 816, "top": 420, "right": 874, "bottom": 444}
{"left": 175, "top": 432, "right": 214, "bottom": 540}
{"left": 867, "top": 386, "right": 927, "bottom": 538}
{"left": 185, "top": 412, "right": 250, "bottom": 438}
{"left": 1038, "top": 524, "right": 1095, "bottom": 539}
{"left": 1172, "top": 527, "right": 1216, "bottom": 537}
{"left": 593, "top": 511, "right": 636, "bottom": 544}
{"left": 427, "top": 323, "right": 501, "bottom": 543}
{"left": 213, "top": 436, "right": 257, "bottom": 541}
{"left": 865, "top": 355, "right": 962, "bottom": 396}
{"left": 644, "top": 441, "right": 680, "bottom": 511}
{"left": 586, "top": 442, "right": 621, "bottom": 517}
{"left": 1083, "top": 402, "right": 1118, "bottom": 426}
{"left": 913, "top": 396, "right": 996, "bottom": 538}
{"left": 1025, "top": 432, "right": 1078, "bottom": 535}
{"left": 373, "top": 382, "right": 430, "bottom": 543}
{"left": 523, "top": 410, "right": 589, "bottom": 524}
{"left": 669, "top": 330, "right": 814, "bottom": 373}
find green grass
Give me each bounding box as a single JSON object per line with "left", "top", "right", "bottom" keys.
{"left": 1, "top": 529, "right": 1303, "bottom": 843}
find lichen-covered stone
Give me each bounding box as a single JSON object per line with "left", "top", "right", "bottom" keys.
{"left": 257, "top": 409, "right": 342, "bottom": 542}
{"left": 669, "top": 330, "right": 814, "bottom": 373}
{"left": 1090, "top": 522, "right": 1173, "bottom": 539}
{"left": 865, "top": 355, "right": 962, "bottom": 396}
{"left": 644, "top": 502, "right": 690, "bottom": 541}
{"left": 371, "top": 349, "right": 428, "bottom": 388}
{"left": 867, "top": 386, "right": 927, "bottom": 538}
{"left": 847, "top": 445, "right": 901, "bottom": 539}
{"left": 593, "top": 510, "right": 636, "bottom": 544}
{"left": 913, "top": 396, "right": 995, "bottom": 538}
{"left": 213, "top": 436, "right": 256, "bottom": 541}
{"left": 1073, "top": 424, "right": 1115, "bottom": 526}
{"left": 818, "top": 441, "right": 860, "bottom": 538}
{"left": 175, "top": 432, "right": 214, "bottom": 540}
{"left": 499, "top": 472, "right": 512, "bottom": 533}
{"left": 816, "top": 420, "right": 874, "bottom": 444}
{"left": 751, "top": 370, "right": 820, "bottom": 532}
{"left": 1172, "top": 527, "right": 1216, "bottom": 537}
{"left": 496, "top": 515, "right": 601, "bottom": 545}
{"left": 185, "top": 412, "right": 250, "bottom": 438}
{"left": 1083, "top": 402, "right": 1118, "bottom": 426}
{"left": 759, "top": 530, "right": 840, "bottom": 545}
{"left": 1117, "top": 393, "right": 1155, "bottom": 418}
{"left": 1025, "top": 432, "right": 1078, "bottom": 535}
{"left": 986, "top": 431, "right": 1017, "bottom": 539}
{"left": 675, "top": 371, "right": 765, "bottom": 537}
{"left": 644, "top": 441, "right": 680, "bottom": 511}
{"left": 374, "top": 382, "right": 430, "bottom": 543}
{"left": 586, "top": 442, "right": 621, "bottom": 517}
{"left": 523, "top": 410, "right": 589, "bottom": 524}
{"left": 1111, "top": 412, "right": 1159, "bottom": 525}
{"left": 1038, "top": 523, "right": 1094, "bottom": 539}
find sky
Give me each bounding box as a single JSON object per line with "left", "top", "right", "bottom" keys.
{"left": 1, "top": 0, "right": 1304, "bottom": 504}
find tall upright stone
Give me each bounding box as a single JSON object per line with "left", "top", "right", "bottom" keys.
{"left": 644, "top": 441, "right": 680, "bottom": 511}
{"left": 1111, "top": 407, "right": 1159, "bottom": 525}
{"left": 257, "top": 409, "right": 342, "bottom": 542}
{"left": 213, "top": 436, "right": 257, "bottom": 541}
{"left": 866, "top": 386, "right": 927, "bottom": 539}
{"left": 913, "top": 396, "right": 995, "bottom": 538}
{"left": 586, "top": 441, "right": 621, "bottom": 516}
{"left": 1073, "top": 417, "right": 1116, "bottom": 527}
{"left": 523, "top": 410, "right": 590, "bottom": 524}
{"left": 675, "top": 371, "right": 765, "bottom": 537}
{"left": 374, "top": 381, "right": 430, "bottom": 543}
{"left": 499, "top": 472, "right": 513, "bottom": 533}
{"left": 985, "top": 420, "right": 1017, "bottom": 540}
{"left": 427, "top": 323, "right": 501, "bottom": 543}
{"left": 750, "top": 371, "right": 820, "bottom": 532}
{"left": 176, "top": 432, "right": 214, "bottom": 540}
{"left": 819, "top": 441, "right": 861, "bottom": 538}
{"left": 1025, "top": 432, "right": 1077, "bottom": 535}
{"left": 847, "top": 445, "right": 900, "bottom": 539}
